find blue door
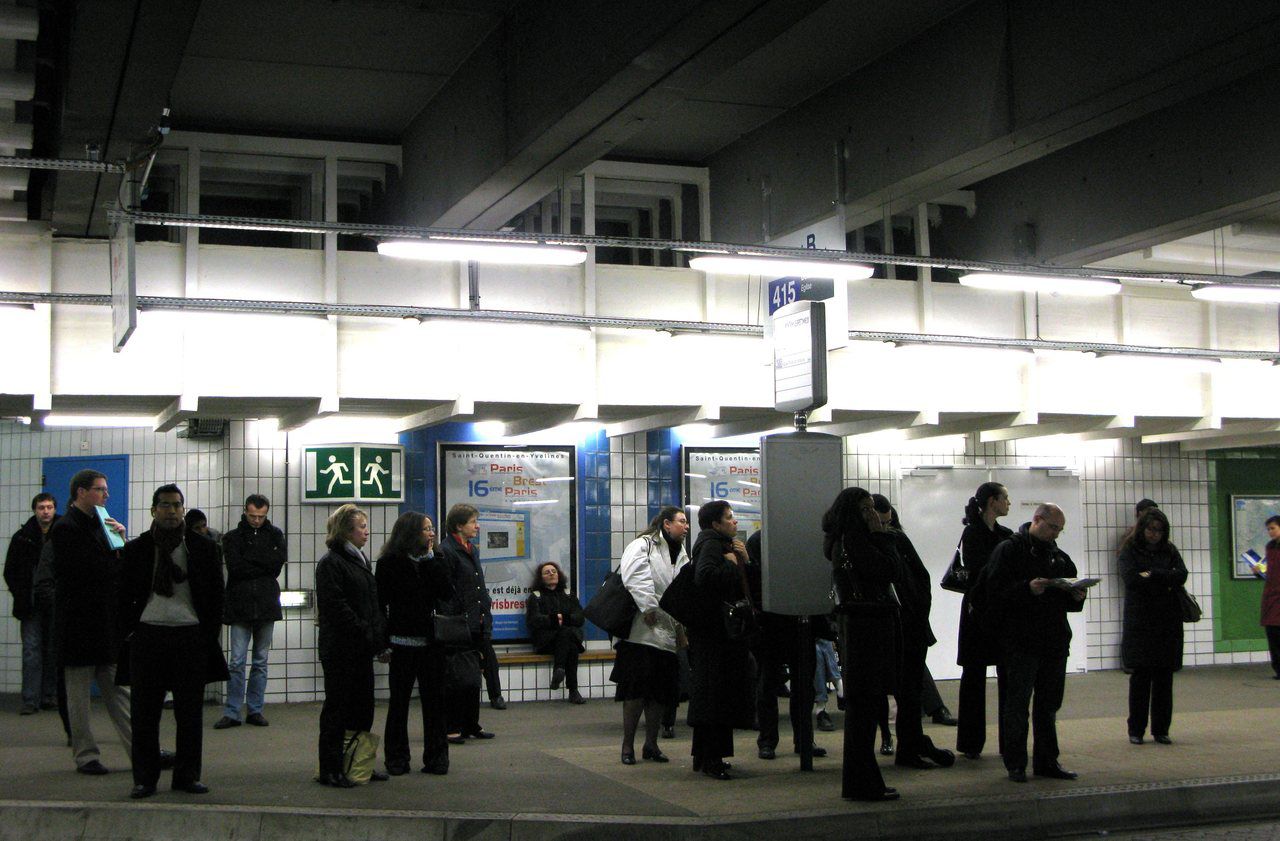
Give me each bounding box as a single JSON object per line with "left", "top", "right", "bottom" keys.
{"left": 42, "top": 455, "right": 130, "bottom": 532}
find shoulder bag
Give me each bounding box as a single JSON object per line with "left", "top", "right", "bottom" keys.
{"left": 831, "top": 534, "right": 901, "bottom": 614}
{"left": 939, "top": 537, "right": 969, "bottom": 593}
{"left": 720, "top": 550, "right": 759, "bottom": 642}
{"left": 583, "top": 569, "right": 637, "bottom": 639}
{"left": 658, "top": 561, "right": 701, "bottom": 629}
{"left": 1176, "top": 586, "right": 1202, "bottom": 623}
{"left": 432, "top": 610, "right": 472, "bottom": 646}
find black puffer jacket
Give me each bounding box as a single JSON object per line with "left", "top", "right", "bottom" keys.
{"left": 4, "top": 516, "right": 47, "bottom": 620}
{"left": 375, "top": 549, "right": 455, "bottom": 641}
{"left": 316, "top": 542, "right": 385, "bottom": 661}
{"left": 222, "top": 516, "right": 286, "bottom": 624}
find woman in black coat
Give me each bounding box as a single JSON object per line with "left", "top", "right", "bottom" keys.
{"left": 686, "top": 500, "right": 753, "bottom": 780}
{"left": 823, "top": 487, "right": 903, "bottom": 802}
{"left": 315, "top": 504, "right": 388, "bottom": 788}
{"left": 1119, "top": 508, "right": 1187, "bottom": 745}
{"left": 954, "top": 481, "right": 1013, "bottom": 759}
{"left": 375, "top": 511, "right": 454, "bottom": 776}
{"left": 525, "top": 561, "right": 586, "bottom": 704}
{"left": 872, "top": 495, "right": 954, "bottom": 771}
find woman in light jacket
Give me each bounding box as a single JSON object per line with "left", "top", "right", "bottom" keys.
{"left": 610, "top": 505, "right": 689, "bottom": 765}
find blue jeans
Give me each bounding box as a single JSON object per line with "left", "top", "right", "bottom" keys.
{"left": 224, "top": 622, "right": 274, "bottom": 719}
{"left": 814, "top": 639, "right": 841, "bottom": 704}
{"left": 20, "top": 607, "right": 57, "bottom": 707}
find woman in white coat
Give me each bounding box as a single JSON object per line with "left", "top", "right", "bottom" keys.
{"left": 610, "top": 505, "right": 690, "bottom": 765}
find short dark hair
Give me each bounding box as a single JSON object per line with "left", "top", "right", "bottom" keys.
{"left": 244, "top": 494, "right": 270, "bottom": 510}
{"left": 184, "top": 508, "right": 207, "bottom": 529}
{"left": 697, "top": 500, "right": 732, "bottom": 531}
{"left": 31, "top": 492, "right": 54, "bottom": 511}
{"left": 69, "top": 469, "right": 105, "bottom": 505}
{"left": 1266, "top": 515, "right": 1280, "bottom": 530}
{"left": 1136, "top": 499, "right": 1158, "bottom": 516}
{"left": 445, "top": 503, "right": 479, "bottom": 536}
{"left": 152, "top": 484, "right": 184, "bottom": 507}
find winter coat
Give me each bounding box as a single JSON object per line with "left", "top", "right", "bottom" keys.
{"left": 824, "top": 527, "right": 903, "bottom": 697}
{"left": 985, "top": 523, "right": 1084, "bottom": 660}
{"left": 116, "top": 530, "right": 229, "bottom": 686}
{"left": 1262, "top": 540, "right": 1280, "bottom": 627}
{"left": 888, "top": 527, "right": 935, "bottom": 649}
{"left": 525, "top": 586, "right": 585, "bottom": 654}
{"left": 315, "top": 542, "right": 385, "bottom": 662}
{"left": 619, "top": 532, "right": 688, "bottom": 652}
{"left": 375, "top": 549, "right": 455, "bottom": 641}
{"left": 221, "top": 516, "right": 286, "bottom": 625}
{"left": 438, "top": 534, "right": 492, "bottom": 641}
{"left": 685, "top": 528, "right": 753, "bottom": 730}
{"left": 1119, "top": 540, "right": 1187, "bottom": 671}
{"left": 4, "top": 516, "right": 47, "bottom": 620}
{"left": 956, "top": 519, "right": 1013, "bottom": 667}
{"left": 49, "top": 506, "right": 123, "bottom": 667}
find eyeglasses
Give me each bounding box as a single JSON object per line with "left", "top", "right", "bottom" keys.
{"left": 89, "top": 485, "right": 108, "bottom": 494}
{"left": 155, "top": 501, "right": 184, "bottom": 510}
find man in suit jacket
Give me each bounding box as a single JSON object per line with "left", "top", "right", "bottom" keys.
{"left": 118, "top": 484, "right": 229, "bottom": 799}
{"left": 49, "top": 469, "right": 131, "bottom": 775}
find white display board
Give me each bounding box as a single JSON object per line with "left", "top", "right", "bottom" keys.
{"left": 896, "top": 466, "right": 1088, "bottom": 681}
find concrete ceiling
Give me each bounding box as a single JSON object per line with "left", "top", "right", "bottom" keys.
{"left": 34, "top": 0, "right": 1280, "bottom": 284}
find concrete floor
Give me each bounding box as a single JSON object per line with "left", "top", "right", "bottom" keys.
{"left": 1, "top": 663, "right": 1278, "bottom": 840}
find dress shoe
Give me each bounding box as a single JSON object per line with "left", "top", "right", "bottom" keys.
{"left": 447, "top": 734, "right": 465, "bottom": 744}
{"left": 386, "top": 765, "right": 410, "bottom": 776}
{"left": 77, "top": 760, "right": 109, "bottom": 775}
{"left": 661, "top": 726, "right": 675, "bottom": 739}
{"left": 879, "top": 737, "right": 895, "bottom": 756}
{"left": 246, "top": 712, "right": 270, "bottom": 727}
{"left": 642, "top": 745, "right": 669, "bottom": 763}
{"left": 931, "top": 706, "right": 959, "bottom": 726}
{"left": 490, "top": 696, "right": 508, "bottom": 710}
{"left": 422, "top": 763, "right": 449, "bottom": 775}
{"left": 962, "top": 751, "right": 982, "bottom": 760}
{"left": 158, "top": 750, "right": 175, "bottom": 770}
{"left": 621, "top": 750, "right": 636, "bottom": 766}
{"left": 172, "top": 781, "right": 210, "bottom": 794}
{"left": 815, "top": 710, "right": 835, "bottom": 731}
{"left": 129, "top": 784, "right": 156, "bottom": 799}
{"left": 895, "top": 754, "right": 933, "bottom": 769}
{"left": 19, "top": 703, "right": 37, "bottom": 715}
{"left": 795, "top": 745, "right": 827, "bottom": 758}
{"left": 1007, "top": 767, "right": 1027, "bottom": 783}
{"left": 1153, "top": 734, "right": 1172, "bottom": 745}
{"left": 466, "top": 729, "right": 495, "bottom": 739}
{"left": 568, "top": 690, "right": 586, "bottom": 704}
{"left": 1034, "top": 763, "right": 1078, "bottom": 780}
{"left": 701, "top": 761, "right": 732, "bottom": 780}
{"left": 213, "top": 716, "right": 241, "bottom": 730}
{"left": 318, "top": 772, "right": 356, "bottom": 788}
{"left": 1129, "top": 735, "right": 1144, "bottom": 745}
{"left": 757, "top": 747, "right": 776, "bottom": 760}
{"left": 369, "top": 770, "right": 390, "bottom": 782}
{"left": 846, "top": 787, "right": 899, "bottom": 802}
{"left": 928, "top": 747, "right": 956, "bottom": 768}
{"left": 550, "top": 667, "right": 566, "bottom": 689}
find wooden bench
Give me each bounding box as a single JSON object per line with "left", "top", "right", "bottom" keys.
{"left": 496, "top": 649, "right": 615, "bottom": 666}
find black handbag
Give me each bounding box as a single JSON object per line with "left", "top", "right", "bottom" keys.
{"left": 658, "top": 562, "right": 703, "bottom": 629}
{"left": 445, "top": 648, "right": 481, "bottom": 689}
{"left": 583, "top": 570, "right": 637, "bottom": 638}
{"left": 720, "top": 598, "right": 758, "bottom": 641}
{"left": 432, "top": 610, "right": 472, "bottom": 646}
{"left": 1177, "top": 586, "right": 1202, "bottom": 623}
{"left": 939, "top": 538, "right": 968, "bottom": 593}
{"left": 831, "top": 537, "right": 900, "bottom": 613}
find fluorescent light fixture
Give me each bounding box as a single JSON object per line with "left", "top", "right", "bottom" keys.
{"left": 378, "top": 239, "right": 586, "bottom": 266}
{"left": 43, "top": 414, "right": 153, "bottom": 428}
{"left": 512, "top": 499, "right": 560, "bottom": 507}
{"left": 280, "top": 590, "right": 312, "bottom": 610}
{"left": 689, "top": 255, "right": 873, "bottom": 280}
{"left": 959, "top": 272, "right": 1121, "bottom": 297}
{"left": 1190, "top": 284, "right": 1280, "bottom": 303}
{"left": 1092, "top": 353, "right": 1220, "bottom": 373}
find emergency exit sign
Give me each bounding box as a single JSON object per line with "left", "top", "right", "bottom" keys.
{"left": 304, "top": 444, "right": 404, "bottom": 503}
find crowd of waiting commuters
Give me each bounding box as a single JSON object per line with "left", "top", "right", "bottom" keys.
{"left": 5, "top": 471, "right": 1279, "bottom": 801}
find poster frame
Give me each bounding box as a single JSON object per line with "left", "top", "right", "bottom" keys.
{"left": 681, "top": 445, "right": 762, "bottom": 541}
{"left": 1230, "top": 494, "right": 1279, "bottom": 580}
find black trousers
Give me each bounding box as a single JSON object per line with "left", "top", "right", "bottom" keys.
{"left": 1127, "top": 666, "right": 1174, "bottom": 738}
{"left": 479, "top": 640, "right": 503, "bottom": 701}
{"left": 384, "top": 644, "right": 448, "bottom": 771}
{"left": 445, "top": 648, "right": 482, "bottom": 735}
{"left": 921, "top": 664, "right": 944, "bottom": 716}
{"left": 754, "top": 627, "right": 808, "bottom": 752}
{"left": 319, "top": 653, "right": 374, "bottom": 777}
{"left": 956, "top": 663, "right": 1005, "bottom": 755}
{"left": 1267, "top": 626, "right": 1280, "bottom": 678}
{"left": 841, "top": 687, "right": 887, "bottom": 799}
{"left": 541, "top": 630, "right": 581, "bottom": 689}
{"left": 894, "top": 639, "right": 928, "bottom": 759}
{"left": 998, "top": 651, "right": 1066, "bottom": 773}
{"left": 691, "top": 723, "right": 733, "bottom": 762}
{"left": 130, "top": 624, "right": 206, "bottom": 788}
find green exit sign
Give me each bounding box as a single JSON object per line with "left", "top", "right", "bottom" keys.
{"left": 303, "top": 443, "right": 404, "bottom": 503}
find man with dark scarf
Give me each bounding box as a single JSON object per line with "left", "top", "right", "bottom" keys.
{"left": 117, "top": 484, "right": 228, "bottom": 799}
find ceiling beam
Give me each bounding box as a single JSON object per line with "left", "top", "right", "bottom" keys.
{"left": 153, "top": 394, "right": 198, "bottom": 433}
{"left": 396, "top": 398, "right": 476, "bottom": 433}
{"left": 502, "top": 403, "right": 598, "bottom": 438}
{"left": 277, "top": 395, "right": 339, "bottom": 432}
{"left": 899, "top": 412, "right": 1022, "bottom": 440}
{"left": 605, "top": 405, "right": 719, "bottom": 438}
{"left": 1178, "top": 431, "right": 1280, "bottom": 452}
{"left": 818, "top": 411, "right": 939, "bottom": 438}
{"left": 980, "top": 414, "right": 1135, "bottom": 442}
{"left": 1142, "top": 419, "right": 1280, "bottom": 445}
{"left": 705, "top": 407, "right": 828, "bottom": 439}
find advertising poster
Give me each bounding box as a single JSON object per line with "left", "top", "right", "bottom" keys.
{"left": 682, "top": 447, "right": 762, "bottom": 540}
{"left": 1232, "top": 495, "right": 1280, "bottom": 579}
{"left": 440, "top": 445, "right": 576, "bottom": 641}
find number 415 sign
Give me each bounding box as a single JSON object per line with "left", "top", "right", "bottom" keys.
{"left": 768, "top": 277, "right": 834, "bottom": 315}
